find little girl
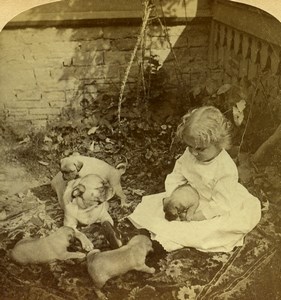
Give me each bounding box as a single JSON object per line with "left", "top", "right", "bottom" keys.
{"left": 128, "top": 106, "right": 261, "bottom": 252}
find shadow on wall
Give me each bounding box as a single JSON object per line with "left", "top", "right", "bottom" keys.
{"left": 1, "top": 0, "right": 211, "bottom": 130}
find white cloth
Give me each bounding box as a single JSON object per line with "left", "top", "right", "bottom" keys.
{"left": 128, "top": 148, "right": 261, "bottom": 252}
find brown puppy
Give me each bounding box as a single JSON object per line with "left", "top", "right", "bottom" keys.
{"left": 60, "top": 174, "right": 115, "bottom": 251}
{"left": 163, "top": 184, "right": 200, "bottom": 221}
{"left": 87, "top": 235, "right": 155, "bottom": 300}
{"left": 60, "top": 153, "right": 128, "bottom": 206}
{"left": 10, "top": 226, "right": 85, "bottom": 264}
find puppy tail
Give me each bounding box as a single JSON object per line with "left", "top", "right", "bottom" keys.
{"left": 116, "top": 162, "right": 127, "bottom": 175}
{"left": 115, "top": 154, "right": 128, "bottom": 175}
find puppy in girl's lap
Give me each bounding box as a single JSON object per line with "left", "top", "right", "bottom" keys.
{"left": 163, "top": 184, "right": 200, "bottom": 221}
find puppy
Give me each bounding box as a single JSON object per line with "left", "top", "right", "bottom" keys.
{"left": 60, "top": 153, "right": 128, "bottom": 206}
{"left": 61, "top": 174, "right": 115, "bottom": 251}
{"left": 64, "top": 174, "right": 114, "bottom": 209}
{"left": 87, "top": 234, "right": 155, "bottom": 300}
{"left": 163, "top": 184, "right": 199, "bottom": 221}
{"left": 10, "top": 226, "right": 85, "bottom": 264}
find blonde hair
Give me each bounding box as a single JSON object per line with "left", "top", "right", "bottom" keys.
{"left": 176, "top": 106, "right": 232, "bottom": 150}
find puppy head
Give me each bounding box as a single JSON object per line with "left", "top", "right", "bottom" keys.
{"left": 55, "top": 226, "right": 76, "bottom": 243}
{"left": 163, "top": 185, "right": 200, "bottom": 221}
{"left": 60, "top": 157, "right": 83, "bottom": 181}
{"left": 72, "top": 174, "right": 114, "bottom": 209}
{"left": 128, "top": 235, "right": 153, "bottom": 253}
{"left": 163, "top": 196, "right": 189, "bottom": 221}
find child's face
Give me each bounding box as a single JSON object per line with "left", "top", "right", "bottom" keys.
{"left": 184, "top": 136, "right": 221, "bottom": 162}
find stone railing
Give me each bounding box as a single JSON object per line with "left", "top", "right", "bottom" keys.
{"left": 210, "top": 0, "right": 281, "bottom": 80}
{"left": 209, "top": 0, "right": 281, "bottom": 151}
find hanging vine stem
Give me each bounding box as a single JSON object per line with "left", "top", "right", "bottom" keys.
{"left": 236, "top": 82, "right": 259, "bottom": 163}
{"left": 140, "top": 9, "right": 152, "bottom": 120}
{"left": 117, "top": 0, "right": 153, "bottom": 126}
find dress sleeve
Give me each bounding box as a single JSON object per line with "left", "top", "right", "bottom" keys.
{"left": 165, "top": 153, "right": 188, "bottom": 196}
{"left": 203, "top": 167, "right": 239, "bottom": 219}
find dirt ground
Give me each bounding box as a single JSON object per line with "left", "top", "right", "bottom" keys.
{"left": 0, "top": 135, "right": 281, "bottom": 300}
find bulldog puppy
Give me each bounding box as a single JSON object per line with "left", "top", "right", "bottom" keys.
{"left": 163, "top": 184, "right": 200, "bottom": 221}
{"left": 10, "top": 226, "right": 85, "bottom": 264}
{"left": 60, "top": 153, "right": 128, "bottom": 206}
{"left": 87, "top": 235, "right": 155, "bottom": 300}
{"left": 62, "top": 174, "right": 115, "bottom": 251}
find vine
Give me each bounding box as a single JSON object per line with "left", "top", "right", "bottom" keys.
{"left": 117, "top": 0, "right": 153, "bottom": 126}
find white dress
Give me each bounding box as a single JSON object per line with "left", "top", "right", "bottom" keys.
{"left": 128, "top": 148, "right": 261, "bottom": 252}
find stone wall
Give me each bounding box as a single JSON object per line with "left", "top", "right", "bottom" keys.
{"left": 0, "top": 20, "right": 211, "bottom": 130}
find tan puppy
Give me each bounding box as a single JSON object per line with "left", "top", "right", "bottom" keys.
{"left": 60, "top": 174, "right": 115, "bottom": 251}
{"left": 87, "top": 235, "right": 155, "bottom": 300}
{"left": 60, "top": 153, "right": 128, "bottom": 206}
{"left": 163, "top": 184, "right": 199, "bottom": 221}
{"left": 10, "top": 226, "right": 85, "bottom": 264}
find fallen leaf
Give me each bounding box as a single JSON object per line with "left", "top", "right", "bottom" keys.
{"left": 192, "top": 85, "right": 201, "bottom": 97}
{"left": 44, "top": 136, "right": 53, "bottom": 143}
{"left": 17, "top": 192, "right": 25, "bottom": 199}
{"left": 89, "top": 141, "right": 95, "bottom": 151}
{"left": 217, "top": 83, "right": 232, "bottom": 95}
{"left": 205, "top": 78, "right": 217, "bottom": 95}
{"left": 19, "top": 136, "right": 31, "bottom": 144}
{"left": 236, "top": 99, "right": 246, "bottom": 112}
{"left": 261, "top": 199, "right": 269, "bottom": 211}
{"left": 38, "top": 160, "right": 49, "bottom": 166}
{"left": 88, "top": 126, "right": 99, "bottom": 135}
{"left": 0, "top": 210, "right": 7, "bottom": 221}
{"left": 105, "top": 138, "right": 114, "bottom": 144}
{"left": 233, "top": 106, "right": 244, "bottom": 126}
{"left": 130, "top": 188, "right": 146, "bottom": 196}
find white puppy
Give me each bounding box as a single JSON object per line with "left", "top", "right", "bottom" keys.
{"left": 59, "top": 153, "right": 128, "bottom": 206}
{"left": 163, "top": 184, "right": 199, "bottom": 221}
{"left": 87, "top": 235, "right": 155, "bottom": 300}
{"left": 10, "top": 226, "right": 85, "bottom": 264}
{"left": 59, "top": 174, "right": 115, "bottom": 251}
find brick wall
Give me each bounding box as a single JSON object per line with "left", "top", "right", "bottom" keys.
{"left": 0, "top": 21, "right": 211, "bottom": 130}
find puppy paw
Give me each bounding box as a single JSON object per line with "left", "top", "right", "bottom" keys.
{"left": 121, "top": 201, "right": 131, "bottom": 208}
{"left": 63, "top": 251, "right": 86, "bottom": 260}
{"left": 81, "top": 240, "right": 94, "bottom": 251}
{"left": 74, "top": 252, "right": 87, "bottom": 260}
{"left": 88, "top": 249, "right": 101, "bottom": 255}
{"left": 94, "top": 289, "right": 108, "bottom": 300}
{"left": 149, "top": 267, "right": 156, "bottom": 274}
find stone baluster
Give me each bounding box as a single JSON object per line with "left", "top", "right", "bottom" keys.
{"left": 239, "top": 33, "right": 248, "bottom": 78}
{"left": 248, "top": 39, "right": 260, "bottom": 79}
{"left": 217, "top": 23, "right": 225, "bottom": 66}
{"left": 270, "top": 45, "right": 281, "bottom": 75}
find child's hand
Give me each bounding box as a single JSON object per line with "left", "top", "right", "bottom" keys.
{"left": 191, "top": 211, "right": 207, "bottom": 221}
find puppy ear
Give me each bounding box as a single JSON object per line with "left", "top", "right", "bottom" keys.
{"left": 75, "top": 161, "right": 83, "bottom": 172}
{"left": 72, "top": 152, "right": 80, "bottom": 156}
{"left": 162, "top": 197, "right": 171, "bottom": 209}
{"left": 72, "top": 184, "right": 86, "bottom": 197}
{"left": 99, "top": 180, "right": 114, "bottom": 201}
{"left": 163, "top": 198, "right": 177, "bottom": 221}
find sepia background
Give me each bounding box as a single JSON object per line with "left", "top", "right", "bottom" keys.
{"left": 0, "top": 1, "right": 280, "bottom": 299}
